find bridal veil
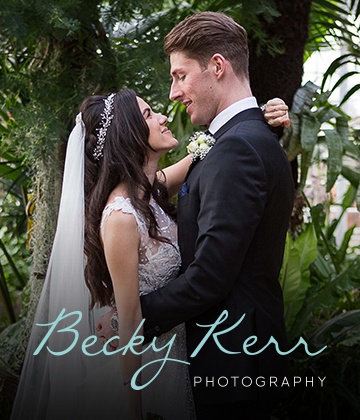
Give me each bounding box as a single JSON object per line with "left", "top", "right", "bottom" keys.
{"left": 10, "top": 113, "right": 110, "bottom": 419}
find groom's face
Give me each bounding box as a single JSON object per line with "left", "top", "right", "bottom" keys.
{"left": 169, "top": 51, "right": 219, "bottom": 126}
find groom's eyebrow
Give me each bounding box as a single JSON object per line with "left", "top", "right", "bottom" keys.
{"left": 170, "top": 67, "right": 182, "bottom": 77}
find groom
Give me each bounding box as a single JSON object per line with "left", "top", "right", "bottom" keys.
{"left": 96, "top": 11, "right": 294, "bottom": 419}
{"left": 139, "top": 11, "right": 294, "bottom": 420}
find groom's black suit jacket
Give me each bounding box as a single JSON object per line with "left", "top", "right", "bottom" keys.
{"left": 141, "top": 108, "right": 294, "bottom": 405}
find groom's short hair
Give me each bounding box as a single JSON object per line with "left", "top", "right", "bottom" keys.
{"left": 164, "top": 11, "right": 249, "bottom": 80}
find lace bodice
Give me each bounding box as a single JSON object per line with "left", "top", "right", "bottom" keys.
{"left": 101, "top": 196, "right": 181, "bottom": 295}
{"left": 100, "top": 196, "right": 195, "bottom": 420}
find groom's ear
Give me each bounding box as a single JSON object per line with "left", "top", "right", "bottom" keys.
{"left": 210, "top": 54, "right": 226, "bottom": 79}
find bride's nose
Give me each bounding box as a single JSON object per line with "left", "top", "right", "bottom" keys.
{"left": 159, "top": 114, "right": 168, "bottom": 125}
{"left": 96, "top": 319, "right": 103, "bottom": 332}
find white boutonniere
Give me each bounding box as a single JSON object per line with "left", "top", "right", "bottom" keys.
{"left": 187, "top": 131, "right": 216, "bottom": 162}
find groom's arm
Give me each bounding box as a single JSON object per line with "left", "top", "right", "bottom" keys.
{"left": 140, "top": 129, "right": 268, "bottom": 341}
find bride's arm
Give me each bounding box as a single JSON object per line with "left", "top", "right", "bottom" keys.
{"left": 160, "top": 98, "right": 290, "bottom": 196}
{"left": 159, "top": 154, "right": 192, "bottom": 197}
{"left": 103, "top": 211, "right": 143, "bottom": 420}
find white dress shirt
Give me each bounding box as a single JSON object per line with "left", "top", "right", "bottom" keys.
{"left": 208, "top": 96, "right": 259, "bottom": 135}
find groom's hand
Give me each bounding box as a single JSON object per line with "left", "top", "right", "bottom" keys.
{"left": 95, "top": 307, "right": 119, "bottom": 351}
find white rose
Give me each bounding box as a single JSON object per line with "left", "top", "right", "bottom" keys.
{"left": 196, "top": 133, "right": 207, "bottom": 143}
{"left": 187, "top": 142, "right": 198, "bottom": 154}
{"left": 199, "top": 142, "right": 209, "bottom": 151}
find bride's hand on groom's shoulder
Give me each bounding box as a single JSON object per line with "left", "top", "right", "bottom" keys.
{"left": 263, "top": 97, "right": 291, "bottom": 128}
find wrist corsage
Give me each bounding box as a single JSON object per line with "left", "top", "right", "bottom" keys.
{"left": 187, "top": 131, "right": 216, "bottom": 162}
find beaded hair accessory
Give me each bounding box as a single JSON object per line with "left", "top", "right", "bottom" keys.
{"left": 93, "top": 93, "right": 116, "bottom": 160}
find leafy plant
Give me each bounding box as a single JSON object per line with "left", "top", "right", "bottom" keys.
{"left": 278, "top": 191, "right": 360, "bottom": 418}
{"left": 0, "top": 90, "right": 30, "bottom": 331}
{"left": 278, "top": 76, "right": 360, "bottom": 414}
{"left": 321, "top": 53, "right": 360, "bottom": 106}
{"left": 281, "top": 80, "right": 360, "bottom": 197}
{"left": 279, "top": 224, "right": 318, "bottom": 336}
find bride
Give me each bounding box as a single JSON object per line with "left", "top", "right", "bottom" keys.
{"left": 11, "top": 89, "right": 195, "bottom": 420}
{"left": 10, "top": 89, "right": 288, "bottom": 419}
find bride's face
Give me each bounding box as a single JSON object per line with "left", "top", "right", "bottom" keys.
{"left": 136, "top": 97, "right": 178, "bottom": 157}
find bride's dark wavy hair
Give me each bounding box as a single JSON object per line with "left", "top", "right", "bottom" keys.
{"left": 81, "top": 89, "right": 176, "bottom": 308}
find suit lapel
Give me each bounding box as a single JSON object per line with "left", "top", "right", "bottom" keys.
{"left": 184, "top": 108, "right": 264, "bottom": 180}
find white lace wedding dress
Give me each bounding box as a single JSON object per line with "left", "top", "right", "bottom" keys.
{"left": 11, "top": 195, "right": 195, "bottom": 420}
{"left": 95, "top": 195, "right": 196, "bottom": 420}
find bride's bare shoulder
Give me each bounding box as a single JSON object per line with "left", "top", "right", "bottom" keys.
{"left": 106, "top": 184, "right": 129, "bottom": 206}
